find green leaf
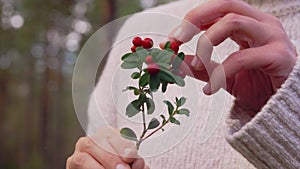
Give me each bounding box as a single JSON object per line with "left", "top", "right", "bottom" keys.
{"left": 150, "top": 48, "right": 161, "bottom": 59}
{"left": 160, "top": 115, "right": 166, "bottom": 124}
{"left": 126, "top": 100, "right": 141, "bottom": 117}
{"left": 121, "top": 53, "right": 132, "bottom": 61}
{"left": 121, "top": 61, "right": 140, "bottom": 69}
{"left": 178, "top": 108, "right": 190, "bottom": 117}
{"left": 122, "top": 86, "right": 138, "bottom": 92}
{"left": 174, "top": 75, "right": 185, "bottom": 87}
{"left": 177, "top": 97, "right": 187, "bottom": 107}
{"left": 131, "top": 72, "right": 140, "bottom": 79}
{"left": 156, "top": 50, "right": 173, "bottom": 63}
{"left": 139, "top": 73, "right": 149, "bottom": 87}
{"left": 170, "top": 117, "right": 180, "bottom": 125}
{"left": 138, "top": 93, "right": 147, "bottom": 103}
{"left": 136, "top": 46, "right": 144, "bottom": 51}
{"left": 133, "top": 89, "right": 140, "bottom": 95}
{"left": 163, "top": 100, "right": 174, "bottom": 115}
{"left": 123, "top": 53, "right": 140, "bottom": 62}
{"left": 172, "top": 52, "right": 185, "bottom": 69}
{"left": 146, "top": 98, "right": 155, "bottom": 115}
{"left": 162, "top": 81, "right": 168, "bottom": 93}
{"left": 136, "top": 47, "right": 149, "bottom": 61}
{"left": 149, "top": 75, "right": 160, "bottom": 92}
{"left": 120, "top": 128, "right": 138, "bottom": 141}
{"left": 157, "top": 62, "right": 171, "bottom": 70}
{"left": 147, "top": 118, "right": 160, "bottom": 129}
{"left": 178, "top": 52, "right": 185, "bottom": 60}
{"left": 164, "top": 41, "right": 171, "bottom": 49}
{"left": 159, "top": 69, "right": 176, "bottom": 83}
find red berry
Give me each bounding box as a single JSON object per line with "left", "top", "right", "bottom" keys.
{"left": 173, "top": 40, "right": 183, "bottom": 46}
{"left": 145, "top": 55, "right": 153, "bottom": 64}
{"left": 132, "top": 37, "right": 142, "bottom": 47}
{"left": 142, "top": 38, "right": 153, "bottom": 49}
{"left": 170, "top": 41, "right": 180, "bottom": 53}
{"left": 131, "top": 46, "right": 136, "bottom": 52}
{"left": 147, "top": 63, "right": 160, "bottom": 76}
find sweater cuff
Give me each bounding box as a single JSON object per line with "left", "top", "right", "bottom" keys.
{"left": 226, "top": 57, "right": 300, "bottom": 169}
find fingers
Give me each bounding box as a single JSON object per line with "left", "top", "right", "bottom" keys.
{"left": 203, "top": 46, "right": 272, "bottom": 95}
{"left": 169, "top": 0, "right": 267, "bottom": 43}
{"left": 182, "top": 55, "right": 219, "bottom": 82}
{"left": 76, "top": 137, "right": 131, "bottom": 169}
{"left": 203, "top": 13, "right": 269, "bottom": 47}
{"left": 67, "top": 152, "right": 104, "bottom": 169}
{"left": 68, "top": 126, "right": 147, "bottom": 169}
{"left": 107, "top": 134, "right": 138, "bottom": 163}
{"left": 131, "top": 157, "right": 146, "bottom": 169}
{"left": 195, "top": 13, "right": 270, "bottom": 67}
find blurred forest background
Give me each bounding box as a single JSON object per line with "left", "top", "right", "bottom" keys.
{"left": 0, "top": 0, "right": 174, "bottom": 168}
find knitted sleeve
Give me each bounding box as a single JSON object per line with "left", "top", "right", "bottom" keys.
{"left": 226, "top": 48, "right": 300, "bottom": 168}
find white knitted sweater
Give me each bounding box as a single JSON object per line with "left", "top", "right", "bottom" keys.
{"left": 87, "top": 0, "right": 300, "bottom": 168}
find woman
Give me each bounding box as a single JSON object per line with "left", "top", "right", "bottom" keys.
{"left": 67, "top": 0, "right": 300, "bottom": 168}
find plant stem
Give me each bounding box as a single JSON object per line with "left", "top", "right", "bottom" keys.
{"left": 142, "top": 118, "right": 170, "bottom": 142}
{"left": 136, "top": 105, "right": 178, "bottom": 149}
{"left": 136, "top": 70, "right": 148, "bottom": 150}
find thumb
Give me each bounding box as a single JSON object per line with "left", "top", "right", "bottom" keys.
{"left": 203, "top": 46, "right": 271, "bottom": 95}
{"left": 131, "top": 157, "right": 145, "bottom": 169}
{"left": 169, "top": 19, "right": 200, "bottom": 43}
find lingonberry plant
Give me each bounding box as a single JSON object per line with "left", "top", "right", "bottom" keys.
{"left": 120, "top": 37, "right": 191, "bottom": 150}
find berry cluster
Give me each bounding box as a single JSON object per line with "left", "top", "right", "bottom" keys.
{"left": 129, "top": 36, "right": 186, "bottom": 80}
{"left": 131, "top": 37, "right": 153, "bottom": 52}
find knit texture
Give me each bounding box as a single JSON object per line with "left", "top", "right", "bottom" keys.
{"left": 226, "top": 57, "right": 300, "bottom": 169}
{"left": 87, "top": 0, "right": 300, "bottom": 168}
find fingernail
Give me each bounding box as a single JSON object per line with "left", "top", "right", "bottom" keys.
{"left": 203, "top": 84, "right": 212, "bottom": 95}
{"left": 196, "top": 34, "right": 213, "bottom": 64}
{"left": 116, "top": 164, "right": 127, "bottom": 169}
{"left": 124, "top": 148, "right": 133, "bottom": 157}
{"left": 191, "top": 57, "right": 204, "bottom": 71}
{"left": 172, "top": 26, "right": 182, "bottom": 40}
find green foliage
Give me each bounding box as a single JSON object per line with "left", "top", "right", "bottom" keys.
{"left": 121, "top": 53, "right": 133, "bottom": 60}
{"left": 120, "top": 40, "right": 191, "bottom": 150}
{"left": 126, "top": 100, "right": 141, "bottom": 117}
{"left": 139, "top": 73, "right": 150, "bottom": 87}
{"left": 176, "top": 97, "right": 187, "bottom": 107}
{"left": 123, "top": 53, "right": 140, "bottom": 62}
{"left": 122, "top": 86, "right": 138, "bottom": 92}
{"left": 178, "top": 108, "right": 190, "bottom": 117}
{"left": 131, "top": 72, "right": 141, "bottom": 79}
{"left": 156, "top": 50, "right": 173, "bottom": 63}
{"left": 136, "top": 47, "right": 149, "bottom": 61}
{"left": 149, "top": 74, "right": 160, "bottom": 91}
{"left": 172, "top": 52, "right": 185, "bottom": 70}
{"left": 146, "top": 98, "right": 155, "bottom": 115}
{"left": 170, "top": 117, "right": 180, "bottom": 125}
{"left": 121, "top": 61, "right": 140, "bottom": 69}
{"left": 120, "top": 128, "right": 138, "bottom": 141}
{"left": 163, "top": 100, "right": 174, "bottom": 115}
{"left": 147, "top": 118, "right": 160, "bottom": 129}
{"left": 164, "top": 41, "right": 171, "bottom": 49}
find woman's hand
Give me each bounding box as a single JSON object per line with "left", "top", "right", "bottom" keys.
{"left": 66, "top": 127, "right": 148, "bottom": 169}
{"left": 172, "top": 0, "right": 297, "bottom": 111}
